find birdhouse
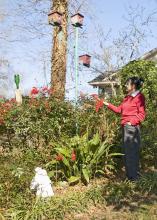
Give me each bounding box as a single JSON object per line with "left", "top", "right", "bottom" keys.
{"left": 48, "top": 11, "right": 63, "bottom": 26}
{"left": 71, "top": 13, "right": 84, "bottom": 27}
{"left": 79, "top": 54, "right": 91, "bottom": 67}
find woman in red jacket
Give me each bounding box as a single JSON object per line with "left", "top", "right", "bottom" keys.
{"left": 104, "top": 77, "right": 146, "bottom": 181}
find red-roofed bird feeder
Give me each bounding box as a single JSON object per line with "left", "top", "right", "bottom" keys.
{"left": 71, "top": 13, "right": 84, "bottom": 28}
{"left": 48, "top": 11, "right": 63, "bottom": 26}
{"left": 79, "top": 54, "right": 91, "bottom": 67}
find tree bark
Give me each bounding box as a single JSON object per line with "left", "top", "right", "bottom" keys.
{"left": 51, "top": 0, "right": 68, "bottom": 100}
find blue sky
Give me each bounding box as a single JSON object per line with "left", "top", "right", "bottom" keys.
{"left": 0, "top": 0, "right": 157, "bottom": 98}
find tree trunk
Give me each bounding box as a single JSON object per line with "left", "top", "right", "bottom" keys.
{"left": 51, "top": 0, "right": 68, "bottom": 100}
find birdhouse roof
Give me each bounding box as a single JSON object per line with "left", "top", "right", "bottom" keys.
{"left": 71, "top": 13, "right": 84, "bottom": 18}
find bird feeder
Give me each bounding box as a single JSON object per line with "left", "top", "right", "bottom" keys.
{"left": 79, "top": 54, "right": 91, "bottom": 67}
{"left": 48, "top": 11, "right": 63, "bottom": 26}
{"left": 71, "top": 13, "right": 84, "bottom": 27}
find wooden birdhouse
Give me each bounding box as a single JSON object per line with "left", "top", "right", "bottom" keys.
{"left": 71, "top": 13, "right": 84, "bottom": 27}
{"left": 79, "top": 54, "right": 91, "bottom": 67}
{"left": 48, "top": 11, "right": 63, "bottom": 26}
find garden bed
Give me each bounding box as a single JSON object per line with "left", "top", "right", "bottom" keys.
{"left": 0, "top": 152, "right": 157, "bottom": 220}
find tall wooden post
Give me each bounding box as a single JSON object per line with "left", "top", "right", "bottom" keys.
{"left": 51, "top": 0, "right": 68, "bottom": 99}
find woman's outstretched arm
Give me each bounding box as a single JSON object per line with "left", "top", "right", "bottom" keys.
{"left": 104, "top": 101, "right": 122, "bottom": 114}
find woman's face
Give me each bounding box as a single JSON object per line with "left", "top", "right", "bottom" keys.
{"left": 125, "top": 80, "right": 135, "bottom": 93}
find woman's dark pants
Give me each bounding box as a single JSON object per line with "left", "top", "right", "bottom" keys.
{"left": 122, "top": 125, "right": 141, "bottom": 181}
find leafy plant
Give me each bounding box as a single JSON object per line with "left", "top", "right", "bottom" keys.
{"left": 46, "top": 133, "right": 121, "bottom": 184}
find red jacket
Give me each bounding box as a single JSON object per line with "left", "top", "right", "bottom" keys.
{"left": 108, "top": 92, "right": 146, "bottom": 126}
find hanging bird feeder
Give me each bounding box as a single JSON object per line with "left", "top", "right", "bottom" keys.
{"left": 71, "top": 13, "right": 84, "bottom": 28}
{"left": 48, "top": 11, "right": 63, "bottom": 26}
{"left": 79, "top": 54, "right": 91, "bottom": 67}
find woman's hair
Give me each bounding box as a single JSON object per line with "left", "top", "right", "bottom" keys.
{"left": 125, "top": 76, "right": 144, "bottom": 90}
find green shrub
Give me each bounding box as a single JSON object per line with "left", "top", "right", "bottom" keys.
{"left": 46, "top": 133, "right": 121, "bottom": 184}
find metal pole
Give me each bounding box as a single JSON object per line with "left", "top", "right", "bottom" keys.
{"left": 74, "top": 26, "right": 79, "bottom": 134}
{"left": 74, "top": 27, "right": 79, "bottom": 106}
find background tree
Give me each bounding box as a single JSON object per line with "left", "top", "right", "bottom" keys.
{"left": 50, "top": 0, "right": 68, "bottom": 99}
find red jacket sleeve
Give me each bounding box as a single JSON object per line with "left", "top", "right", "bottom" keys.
{"left": 130, "top": 94, "right": 146, "bottom": 125}
{"left": 108, "top": 103, "right": 122, "bottom": 114}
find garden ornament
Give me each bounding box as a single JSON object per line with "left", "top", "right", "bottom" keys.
{"left": 14, "top": 74, "right": 22, "bottom": 105}
{"left": 14, "top": 74, "right": 20, "bottom": 89}
{"left": 30, "top": 167, "right": 54, "bottom": 198}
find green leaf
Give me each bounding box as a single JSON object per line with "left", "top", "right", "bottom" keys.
{"left": 89, "top": 133, "right": 100, "bottom": 146}
{"left": 68, "top": 176, "right": 80, "bottom": 184}
{"left": 46, "top": 159, "right": 57, "bottom": 168}
{"left": 55, "top": 147, "right": 71, "bottom": 158}
{"left": 82, "top": 168, "right": 90, "bottom": 184}
{"left": 108, "top": 153, "right": 123, "bottom": 157}
{"left": 95, "top": 170, "right": 105, "bottom": 175}
{"left": 105, "top": 164, "right": 115, "bottom": 170}
{"left": 48, "top": 171, "right": 55, "bottom": 178}
{"left": 62, "top": 157, "right": 71, "bottom": 169}
{"left": 93, "top": 141, "right": 108, "bottom": 161}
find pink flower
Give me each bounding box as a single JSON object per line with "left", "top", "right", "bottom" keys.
{"left": 42, "top": 87, "right": 49, "bottom": 92}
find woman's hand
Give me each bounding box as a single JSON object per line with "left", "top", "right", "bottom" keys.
{"left": 127, "top": 122, "right": 132, "bottom": 125}
{"left": 103, "top": 101, "right": 109, "bottom": 106}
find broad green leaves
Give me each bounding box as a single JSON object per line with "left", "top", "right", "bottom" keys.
{"left": 47, "top": 133, "right": 120, "bottom": 185}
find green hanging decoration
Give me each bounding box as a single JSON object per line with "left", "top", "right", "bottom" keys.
{"left": 14, "top": 74, "right": 20, "bottom": 89}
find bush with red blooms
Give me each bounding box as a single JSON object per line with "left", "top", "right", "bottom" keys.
{"left": 0, "top": 98, "right": 16, "bottom": 125}
{"left": 0, "top": 88, "right": 120, "bottom": 185}
{"left": 1, "top": 87, "right": 119, "bottom": 169}
{"left": 30, "top": 86, "right": 53, "bottom": 98}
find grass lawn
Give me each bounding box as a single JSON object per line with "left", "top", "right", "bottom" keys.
{"left": 0, "top": 150, "right": 157, "bottom": 220}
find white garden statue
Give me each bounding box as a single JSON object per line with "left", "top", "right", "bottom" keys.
{"left": 30, "top": 167, "right": 54, "bottom": 198}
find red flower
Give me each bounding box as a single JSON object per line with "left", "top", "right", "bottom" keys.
{"left": 91, "top": 94, "right": 104, "bottom": 112}
{"left": 95, "top": 99, "right": 104, "bottom": 112}
{"left": 55, "top": 154, "right": 63, "bottom": 161}
{"left": 31, "top": 87, "right": 39, "bottom": 95}
{"left": 71, "top": 150, "right": 76, "bottom": 161}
